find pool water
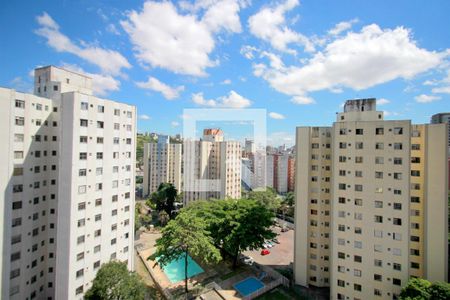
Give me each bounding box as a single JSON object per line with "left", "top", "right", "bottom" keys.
{"left": 160, "top": 253, "right": 204, "bottom": 283}
{"left": 233, "top": 277, "right": 265, "bottom": 296}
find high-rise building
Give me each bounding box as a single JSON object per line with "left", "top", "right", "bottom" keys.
{"left": 276, "top": 154, "right": 289, "bottom": 194}
{"left": 431, "top": 112, "right": 450, "bottom": 153}
{"left": 294, "top": 98, "right": 448, "bottom": 300}
{"left": 0, "top": 66, "right": 136, "bottom": 300}
{"left": 183, "top": 129, "right": 241, "bottom": 204}
{"left": 143, "top": 135, "right": 182, "bottom": 196}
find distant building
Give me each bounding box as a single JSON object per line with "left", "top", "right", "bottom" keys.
{"left": 183, "top": 129, "right": 241, "bottom": 204}
{"left": 294, "top": 98, "right": 448, "bottom": 299}
{"left": 143, "top": 134, "right": 182, "bottom": 196}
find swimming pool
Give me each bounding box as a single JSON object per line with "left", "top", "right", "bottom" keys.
{"left": 233, "top": 277, "right": 265, "bottom": 296}
{"left": 160, "top": 253, "right": 204, "bottom": 283}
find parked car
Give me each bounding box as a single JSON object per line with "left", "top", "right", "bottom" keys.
{"left": 261, "top": 249, "right": 270, "bottom": 256}
{"left": 264, "top": 242, "right": 273, "bottom": 248}
{"left": 262, "top": 243, "right": 268, "bottom": 249}
{"left": 272, "top": 238, "right": 280, "bottom": 244}
{"left": 266, "top": 240, "right": 274, "bottom": 247}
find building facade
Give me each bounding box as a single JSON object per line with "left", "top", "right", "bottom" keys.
{"left": 143, "top": 135, "right": 182, "bottom": 196}
{"left": 294, "top": 98, "right": 448, "bottom": 300}
{"left": 0, "top": 66, "right": 136, "bottom": 300}
{"left": 183, "top": 129, "right": 241, "bottom": 204}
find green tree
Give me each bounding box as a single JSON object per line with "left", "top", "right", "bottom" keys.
{"left": 187, "top": 199, "right": 276, "bottom": 268}
{"left": 150, "top": 210, "right": 221, "bottom": 294}
{"left": 151, "top": 183, "right": 178, "bottom": 218}
{"left": 85, "top": 261, "right": 145, "bottom": 300}
{"left": 399, "top": 278, "right": 450, "bottom": 300}
{"left": 283, "top": 191, "right": 295, "bottom": 206}
{"left": 158, "top": 210, "right": 170, "bottom": 226}
{"left": 247, "top": 187, "right": 281, "bottom": 211}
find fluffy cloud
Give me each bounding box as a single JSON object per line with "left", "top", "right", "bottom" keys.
{"left": 192, "top": 90, "right": 251, "bottom": 108}
{"left": 139, "top": 114, "right": 151, "bottom": 120}
{"left": 248, "top": 0, "right": 314, "bottom": 54}
{"left": 240, "top": 45, "right": 259, "bottom": 60}
{"left": 136, "top": 76, "right": 184, "bottom": 100}
{"left": 328, "top": 18, "right": 358, "bottom": 36}
{"left": 377, "top": 98, "right": 390, "bottom": 105}
{"left": 35, "top": 12, "right": 130, "bottom": 76}
{"left": 61, "top": 64, "right": 120, "bottom": 96}
{"left": 291, "top": 95, "right": 315, "bottom": 105}
{"left": 432, "top": 86, "right": 450, "bottom": 94}
{"left": 269, "top": 112, "right": 285, "bottom": 119}
{"left": 221, "top": 79, "right": 232, "bottom": 85}
{"left": 254, "top": 24, "right": 445, "bottom": 102}
{"left": 121, "top": 1, "right": 243, "bottom": 76}
{"left": 415, "top": 94, "right": 441, "bottom": 103}
{"left": 171, "top": 121, "right": 180, "bottom": 127}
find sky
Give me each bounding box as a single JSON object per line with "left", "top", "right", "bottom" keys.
{"left": 1, "top": 0, "right": 449, "bottom": 146}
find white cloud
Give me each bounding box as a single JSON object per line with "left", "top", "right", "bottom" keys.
{"left": 139, "top": 114, "right": 151, "bottom": 120}
{"left": 240, "top": 45, "right": 259, "bottom": 59}
{"left": 61, "top": 64, "right": 120, "bottom": 96}
{"left": 269, "top": 112, "right": 285, "bottom": 119}
{"left": 415, "top": 94, "right": 441, "bottom": 103}
{"left": 35, "top": 12, "right": 130, "bottom": 76}
{"left": 221, "top": 79, "right": 232, "bottom": 85}
{"left": 291, "top": 95, "right": 315, "bottom": 105}
{"left": 377, "top": 98, "right": 390, "bottom": 105}
{"left": 432, "top": 86, "right": 450, "bottom": 94}
{"left": 121, "top": 1, "right": 243, "bottom": 76}
{"left": 192, "top": 90, "right": 251, "bottom": 108}
{"left": 171, "top": 121, "right": 180, "bottom": 127}
{"left": 383, "top": 111, "right": 400, "bottom": 117}
{"left": 254, "top": 24, "right": 445, "bottom": 102}
{"left": 248, "top": 0, "right": 314, "bottom": 54}
{"left": 10, "top": 77, "right": 32, "bottom": 93}
{"left": 136, "top": 76, "right": 184, "bottom": 100}
{"left": 106, "top": 23, "right": 120, "bottom": 35}
{"left": 328, "top": 18, "right": 358, "bottom": 36}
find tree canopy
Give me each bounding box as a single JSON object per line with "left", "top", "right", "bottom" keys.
{"left": 246, "top": 187, "right": 281, "bottom": 211}
{"left": 150, "top": 210, "right": 221, "bottom": 293}
{"left": 400, "top": 278, "right": 450, "bottom": 300}
{"left": 150, "top": 183, "right": 178, "bottom": 218}
{"left": 186, "top": 198, "right": 276, "bottom": 267}
{"left": 85, "top": 261, "right": 145, "bottom": 300}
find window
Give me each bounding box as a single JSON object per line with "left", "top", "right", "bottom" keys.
{"left": 354, "top": 241, "right": 362, "bottom": 248}
{"left": 95, "top": 198, "right": 102, "bottom": 206}
{"left": 337, "top": 280, "right": 345, "bottom": 287}
{"left": 339, "top": 183, "right": 346, "bottom": 190}
{"left": 410, "top": 249, "right": 420, "bottom": 256}
{"left": 95, "top": 214, "right": 102, "bottom": 222}
{"left": 114, "top": 109, "right": 120, "bottom": 116}
{"left": 411, "top": 157, "right": 421, "bottom": 163}
{"left": 11, "top": 251, "right": 21, "bottom": 261}
{"left": 375, "top": 142, "right": 384, "bottom": 150}
{"left": 374, "top": 215, "right": 383, "bottom": 223}
{"left": 375, "top": 127, "right": 384, "bottom": 135}
{"left": 79, "top": 169, "right": 87, "bottom": 176}
{"left": 78, "top": 185, "right": 86, "bottom": 194}
{"left": 78, "top": 202, "right": 86, "bottom": 210}
{"left": 13, "top": 185, "right": 23, "bottom": 193}
{"left": 97, "top": 137, "right": 104, "bottom": 144}
{"left": 354, "top": 213, "right": 362, "bottom": 220}
{"left": 374, "top": 259, "right": 382, "bottom": 267}
{"left": 80, "top": 119, "right": 88, "bottom": 127}
{"left": 354, "top": 284, "right": 362, "bottom": 291}
{"left": 393, "top": 218, "right": 402, "bottom": 225}
{"left": 112, "top": 209, "right": 118, "bottom": 216}
{"left": 113, "top": 152, "right": 119, "bottom": 159}
{"left": 10, "top": 268, "right": 20, "bottom": 279}
{"left": 355, "top": 142, "right": 363, "bottom": 149}
{"left": 96, "top": 183, "right": 102, "bottom": 191}
{"left": 354, "top": 255, "right": 362, "bottom": 263}
{"left": 98, "top": 105, "right": 104, "bottom": 113}
{"left": 393, "top": 263, "right": 402, "bottom": 271}
{"left": 394, "top": 172, "right": 402, "bottom": 180}
{"left": 94, "top": 245, "right": 101, "bottom": 253}
{"left": 374, "top": 274, "right": 382, "bottom": 281}
{"left": 339, "top": 142, "right": 347, "bottom": 149}
{"left": 112, "top": 195, "right": 118, "bottom": 202}
{"left": 355, "top": 156, "right": 363, "bottom": 163}
{"left": 94, "top": 261, "right": 101, "bottom": 269}
{"left": 97, "top": 121, "right": 104, "bottom": 129}
{"left": 77, "top": 252, "right": 84, "bottom": 261}
{"left": 80, "top": 136, "right": 88, "bottom": 143}
{"left": 77, "top": 219, "right": 85, "bottom": 227}
{"left": 375, "top": 172, "right": 383, "bottom": 179}
{"left": 393, "top": 278, "right": 402, "bottom": 286}
{"left": 411, "top": 144, "right": 420, "bottom": 150}
{"left": 96, "top": 167, "right": 103, "bottom": 175}
{"left": 356, "top": 128, "right": 363, "bottom": 135}
{"left": 76, "top": 286, "right": 84, "bottom": 295}
{"left": 14, "top": 134, "right": 24, "bottom": 142}
{"left": 374, "top": 289, "right": 382, "bottom": 297}
{"left": 15, "top": 117, "right": 24, "bottom": 126}
{"left": 394, "top": 143, "right": 403, "bottom": 150}
{"left": 411, "top": 170, "right": 420, "bottom": 177}
{"left": 96, "top": 152, "right": 103, "bottom": 159}
{"left": 355, "top": 185, "right": 363, "bottom": 192}
{"left": 411, "top": 262, "right": 420, "bottom": 269}
{"left": 374, "top": 230, "right": 383, "bottom": 238}
{"left": 393, "top": 233, "right": 402, "bottom": 241}
{"left": 81, "top": 102, "right": 89, "bottom": 110}
{"left": 15, "top": 99, "right": 25, "bottom": 108}
{"left": 394, "top": 127, "right": 403, "bottom": 135}
{"left": 126, "top": 111, "right": 132, "bottom": 118}
{"left": 375, "top": 157, "right": 384, "bottom": 164}
{"left": 393, "top": 203, "right": 402, "bottom": 210}
{"left": 13, "top": 167, "right": 23, "bottom": 176}
{"left": 113, "top": 137, "right": 120, "bottom": 144}
{"left": 411, "top": 196, "right": 420, "bottom": 203}
{"left": 394, "top": 157, "right": 402, "bottom": 165}
{"left": 94, "top": 230, "right": 101, "bottom": 237}
{"left": 111, "top": 223, "right": 117, "bottom": 231}
{"left": 111, "top": 238, "right": 117, "bottom": 245}
{"left": 113, "top": 166, "right": 119, "bottom": 173}
{"left": 114, "top": 123, "right": 120, "bottom": 130}
{"left": 354, "top": 199, "right": 362, "bottom": 206}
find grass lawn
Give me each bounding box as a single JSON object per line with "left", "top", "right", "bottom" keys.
{"left": 220, "top": 267, "right": 245, "bottom": 280}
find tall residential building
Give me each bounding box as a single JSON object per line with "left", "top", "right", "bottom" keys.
{"left": 277, "top": 154, "right": 289, "bottom": 194}
{"left": 294, "top": 98, "right": 448, "bottom": 300}
{"left": 183, "top": 129, "right": 241, "bottom": 204}
{"left": 0, "top": 66, "right": 136, "bottom": 300}
{"left": 143, "top": 135, "right": 182, "bottom": 196}
{"left": 431, "top": 112, "right": 450, "bottom": 153}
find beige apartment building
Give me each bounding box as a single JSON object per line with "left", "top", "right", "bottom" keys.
{"left": 294, "top": 98, "right": 448, "bottom": 300}
{"left": 143, "top": 134, "right": 182, "bottom": 196}
{"left": 183, "top": 129, "right": 241, "bottom": 204}
{"left": 0, "top": 66, "right": 136, "bottom": 300}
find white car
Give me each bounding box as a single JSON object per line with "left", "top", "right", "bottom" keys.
{"left": 242, "top": 255, "right": 254, "bottom": 265}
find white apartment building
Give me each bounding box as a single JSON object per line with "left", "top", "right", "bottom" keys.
{"left": 431, "top": 112, "right": 450, "bottom": 154}
{"left": 143, "top": 135, "right": 182, "bottom": 196}
{"left": 294, "top": 98, "right": 448, "bottom": 300}
{"left": 0, "top": 66, "right": 136, "bottom": 300}
{"left": 276, "top": 154, "right": 289, "bottom": 194}
{"left": 266, "top": 154, "right": 275, "bottom": 189}
{"left": 183, "top": 129, "right": 241, "bottom": 204}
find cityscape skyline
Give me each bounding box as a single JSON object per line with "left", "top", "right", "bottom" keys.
{"left": 1, "top": 0, "right": 450, "bottom": 147}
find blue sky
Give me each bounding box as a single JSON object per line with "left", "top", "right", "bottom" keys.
{"left": 1, "top": 0, "right": 449, "bottom": 146}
